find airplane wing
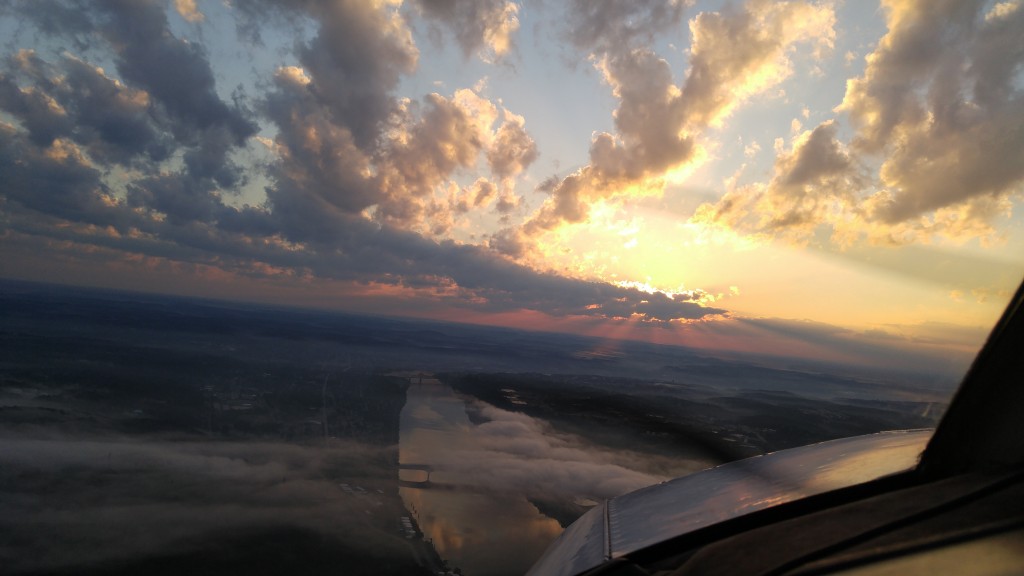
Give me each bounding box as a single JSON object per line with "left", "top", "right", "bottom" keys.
{"left": 529, "top": 278, "right": 1024, "bottom": 576}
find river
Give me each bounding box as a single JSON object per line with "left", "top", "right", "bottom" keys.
{"left": 398, "top": 376, "right": 564, "bottom": 576}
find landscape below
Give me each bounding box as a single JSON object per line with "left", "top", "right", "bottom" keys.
{"left": 0, "top": 280, "right": 950, "bottom": 575}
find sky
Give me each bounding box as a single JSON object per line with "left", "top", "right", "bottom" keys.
{"left": 1, "top": 0, "right": 1023, "bottom": 375}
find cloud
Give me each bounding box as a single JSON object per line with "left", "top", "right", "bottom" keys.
{"left": 261, "top": 65, "right": 378, "bottom": 219}
{"left": 704, "top": 0, "right": 1024, "bottom": 247}
{"left": 449, "top": 178, "right": 499, "bottom": 215}
{"left": 0, "top": 437, "right": 414, "bottom": 574}
{"left": 495, "top": 188, "right": 521, "bottom": 217}
{"left": 0, "top": 50, "right": 170, "bottom": 165}
{"left": 671, "top": 314, "right": 984, "bottom": 380}
{"left": 470, "top": 178, "right": 499, "bottom": 208}
{"left": 0, "top": 51, "right": 73, "bottom": 147}
{"left": 9, "top": 0, "right": 257, "bottom": 198}
{"left": 679, "top": 0, "right": 835, "bottom": 128}
{"left": 413, "top": 0, "right": 520, "bottom": 60}
{"left": 260, "top": 62, "right": 529, "bottom": 234}
{"left": 229, "top": 0, "right": 421, "bottom": 149}
{"left": 91, "top": 0, "right": 256, "bottom": 179}
{"left": 0, "top": 126, "right": 137, "bottom": 231}
{"left": 127, "top": 174, "right": 224, "bottom": 225}
{"left": 845, "top": 0, "right": 1024, "bottom": 224}
{"left": 567, "top": 0, "right": 689, "bottom": 54}
{"left": 291, "top": 0, "right": 419, "bottom": 151}
{"left": 173, "top": 0, "right": 204, "bottom": 23}
{"left": 694, "top": 120, "right": 859, "bottom": 240}
{"left": 839, "top": 0, "right": 1024, "bottom": 224}
{"left": 432, "top": 400, "right": 704, "bottom": 500}
{"left": 0, "top": 0, "right": 726, "bottom": 325}
{"left": 731, "top": 316, "right": 982, "bottom": 376}
{"left": 1, "top": 119, "right": 719, "bottom": 325}
{"left": 523, "top": 0, "right": 836, "bottom": 235}
{"left": 248, "top": 0, "right": 531, "bottom": 233}
{"left": 374, "top": 90, "right": 498, "bottom": 225}
{"left": 589, "top": 48, "right": 695, "bottom": 181}
{"left": 487, "top": 109, "right": 538, "bottom": 180}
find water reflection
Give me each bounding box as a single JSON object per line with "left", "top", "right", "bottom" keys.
{"left": 399, "top": 377, "right": 564, "bottom": 576}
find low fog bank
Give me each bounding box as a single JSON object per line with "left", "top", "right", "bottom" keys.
{"left": 446, "top": 400, "right": 709, "bottom": 501}
{"left": 0, "top": 437, "right": 424, "bottom": 575}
